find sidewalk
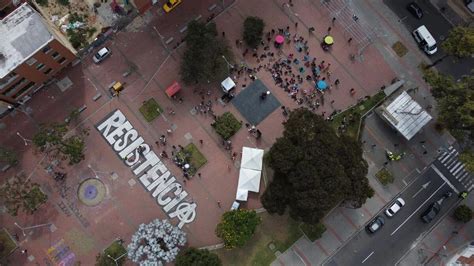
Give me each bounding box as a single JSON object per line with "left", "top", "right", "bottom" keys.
{"left": 398, "top": 192, "right": 474, "bottom": 266}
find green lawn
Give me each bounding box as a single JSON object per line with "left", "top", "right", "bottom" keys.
{"left": 331, "top": 91, "right": 385, "bottom": 139}
{"left": 376, "top": 168, "right": 394, "bottom": 185}
{"left": 212, "top": 112, "right": 242, "bottom": 140}
{"left": 0, "top": 229, "right": 17, "bottom": 259}
{"left": 214, "top": 212, "right": 302, "bottom": 266}
{"left": 139, "top": 98, "right": 163, "bottom": 122}
{"left": 96, "top": 241, "right": 127, "bottom": 266}
{"left": 177, "top": 143, "right": 207, "bottom": 176}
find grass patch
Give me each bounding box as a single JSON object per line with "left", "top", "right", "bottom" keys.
{"left": 177, "top": 143, "right": 207, "bottom": 176}
{"left": 392, "top": 41, "right": 408, "bottom": 57}
{"left": 300, "top": 223, "right": 326, "bottom": 242}
{"left": 214, "top": 212, "right": 302, "bottom": 266}
{"left": 0, "top": 229, "right": 17, "bottom": 259}
{"left": 212, "top": 112, "right": 242, "bottom": 140}
{"left": 139, "top": 98, "right": 163, "bottom": 122}
{"left": 331, "top": 91, "right": 385, "bottom": 139}
{"left": 96, "top": 241, "right": 127, "bottom": 266}
{"left": 376, "top": 168, "right": 394, "bottom": 185}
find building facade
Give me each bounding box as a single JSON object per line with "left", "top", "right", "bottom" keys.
{"left": 0, "top": 2, "right": 76, "bottom": 114}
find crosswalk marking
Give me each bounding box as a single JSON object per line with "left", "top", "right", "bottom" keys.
{"left": 437, "top": 146, "right": 472, "bottom": 192}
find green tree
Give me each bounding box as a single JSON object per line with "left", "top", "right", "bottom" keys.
{"left": 262, "top": 108, "right": 372, "bottom": 224}
{"left": 454, "top": 204, "right": 472, "bottom": 223}
{"left": 0, "top": 173, "right": 47, "bottom": 216}
{"left": 0, "top": 146, "right": 18, "bottom": 166}
{"left": 180, "top": 21, "right": 233, "bottom": 85}
{"left": 33, "top": 123, "right": 87, "bottom": 165}
{"left": 441, "top": 27, "right": 474, "bottom": 58}
{"left": 243, "top": 16, "right": 265, "bottom": 48}
{"left": 459, "top": 150, "right": 474, "bottom": 173}
{"left": 422, "top": 69, "right": 474, "bottom": 141}
{"left": 176, "top": 248, "right": 221, "bottom": 266}
{"left": 216, "top": 210, "right": 261, "bottom": 248}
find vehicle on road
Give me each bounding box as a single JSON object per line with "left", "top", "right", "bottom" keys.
{"left": 407, "top": 2, "right": 423, "bottom": 19}
{"left": 412, "top": 25, "right": 438, "bottom": 55}
{"left": 421, "top": 202, "right": 441, "bottom": 223}
{"left": 163, "top": 0, "right": 181, "bottom": 13}
{"left": 385, "top": 198, "right": 406, "bottom": 217}
{"left": 93, "top": 47, "right": 111, "bottom": 64}
{"left": 366, "top": 216, "right": 385, "bottom": 233}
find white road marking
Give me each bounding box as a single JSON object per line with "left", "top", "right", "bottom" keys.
{"left": 431, "top": 165, "right": 459, "bottom": 193}
{"left": 362, "top": 251, "right": 374, "bottom": 263}
{"left": 390, "top": 182, "right": 446, "bottom": 236}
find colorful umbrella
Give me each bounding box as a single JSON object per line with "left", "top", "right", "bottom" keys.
{"left": 275, "top": 35, "right": 285, "bottom": 44}
{"left": 324, "top": 35, "right": 334, "bottom": 45}
{"left": 317, "top": 80, "right": 328, "bottom": 90}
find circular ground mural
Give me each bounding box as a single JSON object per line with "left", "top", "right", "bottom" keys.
{"left": 77, "top": 178, "right": 106, "bottom": 206}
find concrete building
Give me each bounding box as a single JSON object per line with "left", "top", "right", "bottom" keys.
{"left": 0, "top": 2, "right": 76, "bottom": 114}
{"left": 447, "top": 241, "right": 474, "bottom": 265}
{"left": 0, "top": 0, "right": 24, "bottom": 18}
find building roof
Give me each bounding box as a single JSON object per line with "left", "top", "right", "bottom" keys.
{"left": 447, "top": 242, "right": 474, "bottom": 266}
{"left": 0, "top": 3, "right": 53, "bottom": 78}
{"left": 380, "top": 91, "right": 432, "bottom": 140}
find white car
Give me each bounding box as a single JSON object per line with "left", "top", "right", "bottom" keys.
{"left": 93, "top": 47, "right": 111, "bottom": 64}
{"left": 385, "top": 198, "right": 405, "bottom": 217}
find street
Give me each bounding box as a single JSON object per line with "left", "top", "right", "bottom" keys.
{"left": 383, "top": 0, "right": 474, "bottom": 79}
{"left": 326, "top": 165, "right": 460, "bottom": 266}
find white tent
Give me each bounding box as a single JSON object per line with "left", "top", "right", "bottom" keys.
{"left": 241, "top": 147, "right": 264, "bottom": 171}
{"left": 237, "top": 168, "right": 262, "bottom": 193}
{"left": 236, "top": 189, "right": 249, "bottom": 201}
{"left": 221, "top": 77, "right": 236, "bottom": 93}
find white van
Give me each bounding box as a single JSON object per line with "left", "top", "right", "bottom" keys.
{"left": 412, "top": 25, "right": 438, "bottom": 55}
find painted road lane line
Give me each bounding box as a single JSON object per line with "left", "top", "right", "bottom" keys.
{"left": 362, "top": 251, "right": 374, "bottom": 264}
{"left": 390, "top": 182, "right": 446, "bottom": 236}
{"left": 431, "top": 164, "right": 459, "bottom": 194}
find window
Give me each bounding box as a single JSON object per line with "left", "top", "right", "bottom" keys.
{"left": 3, "top": 78, "right": 26, "bottom": 96}
{"left": 42, "top": 45, "right": 51, "bottom": 54}
{"left": 36, "top": 63, "right": 46, "bottom": 71}
{"left": 51, "top": 51, "right": 60, "bottom": 59}
{"left": 44, "top": 68, "right": 52, "bottom": 75}
{"left": 57, "top": 57, "right": 66, "bottom": 64}
{"left": 25, "top": 57, "right": 37, "bottom": 66}
{"left": 13, "top": 81, "right": 36, "bottom": 98}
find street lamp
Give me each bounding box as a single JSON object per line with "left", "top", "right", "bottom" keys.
{"left": 153, "top": 26, "right": 170, "bottom": 54}
{"left": 16, "top": 132, "right": 31, "bottom": 146}
{"left": 107, "top": 252, "right": 127, "bottom": 266}
{"left": 222, "top": 55, "right": 233, "bottom": 73}
{"left": 14, "top": 222, "right": 52, "bottom": 237}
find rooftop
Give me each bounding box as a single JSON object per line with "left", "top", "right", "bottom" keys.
{"left": 0, "top": 3, "right": 53, "bottom": 79}
{"left": 379, "top": 91, "right": 432, "bottom": 140}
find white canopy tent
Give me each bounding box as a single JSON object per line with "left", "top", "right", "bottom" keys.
{"left": 221, "top": 77, "right": 236, "bottom": 93}
{"left": 240, "top": 147, "right": 264, "bottom": 171}
{"left": 235, "top": 147, "right": 264, "bottom": 202}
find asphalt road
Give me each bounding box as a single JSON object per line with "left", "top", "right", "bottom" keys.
{"left": 383, "top": 0, "right": 474, "bottom": 79}
{"left": 326, "top": 166, "right": 459, "bottom": 266}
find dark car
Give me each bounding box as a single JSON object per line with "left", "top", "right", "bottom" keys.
{"left": 407, "top": 2, "right": 423, "bottom": 19}
{"left": 421, "top": 202, "right": 441, "bottom": 223}
{"left": 366, "top": 216, "right": 385, "bottom": 233}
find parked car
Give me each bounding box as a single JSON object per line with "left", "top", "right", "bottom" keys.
{"left": 412, "top": 25, "right": 438, "bottom": 55}
{"left": 465, "top": 0, "right": 474, "bottom": 13}
{"left": 366, "top": 216, "right": 385, "bottom": 233}
{"left": 407, "top": 2, "right": 423, "bottom": 19}
{"left": 163, "top": 0, "right": 182, "bottom": 13}
{"left": 421, "top": 202, "right": 441, "bottom": 223}
{"left": 385, "top": 198, "right": 406, "bottom": 217}
{"left": 93, "top": 47, "right": 111, "bottom": 64}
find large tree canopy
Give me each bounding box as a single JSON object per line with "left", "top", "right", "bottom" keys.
{"left": 262, "top": 108, "right": 373, "bottom": 224}
{"left": 441, "top": 26, "right": 474, "bottom": 58}
{"left": 423, "top": 69, "right": 474, "bottom": 141}
{"left": 180, "top": 21, "right": 233, "bottom": 85}
{"left": 175, "top": 248, "right": 221, "bottom": 266}
{"left": 215, "top": 209, "right": 261, "bottom": 249}
{"left": 243, "top": 16, "right": 265, "bottom": 48}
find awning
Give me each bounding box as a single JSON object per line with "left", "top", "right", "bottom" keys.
{"left": 221, "top": 77, "right": 236, "bottom": 93}
{"left": 165, "top": 81, "right": 181, "bottom": 97}
{"left": 240, "top": 147, "right": 264, "bottom": 171}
